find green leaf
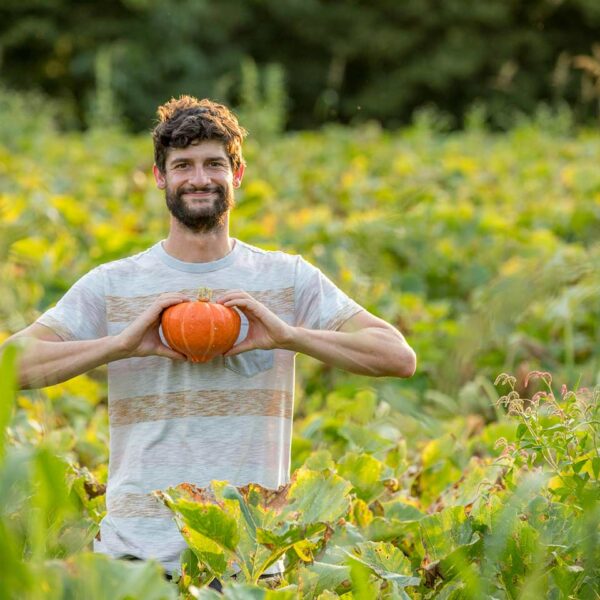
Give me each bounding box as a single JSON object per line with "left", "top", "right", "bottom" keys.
{"left": 201, "top": 583, "right": 296, "bottom": 599}
{"left": 430, "top": 534, "right": 482, "bottom": 582}
{"left": 45, "top": 552, "right": 178, "bottom": 600}
{"left": 348, "top": 557, "right": 380, "bottom": 599}
{"left": 255, "top": 522, "right": 327, "bottom": 573}
{"left": 297, "top": 561, "right": 351, "bottom": 597}
{"left": 0, "top": 342, "right": 19, "bottom": 461}
{"left": 223, "top": 485, "right": 258, "bottom": 541}
{"left": 156, "top": 488, "right": 239, "bottom": 553}
{"left": 344, "top": 542, "right": 420, "bottom": 588}
{"left": 383, "top": 502, "right": 425, "bottom": 522}
{"left": 282, "top": 468, "right": 352, "bottom": 524}
{"left": 337, "top": 453, "right": 387, "bottom": 503}
{"left": 365, "top": 517, "right": 420, "bottom": 543}
{"left": 304, "top": 450, "right": 335, "bottom": 472}
{"left": 256, "top": 522, "right": 327, "bottom": 550}
{"left": 419, "top": 507, "right": 474, "bottom": 562}
{"left": 180, "top": 526, "right": 229, "bottom": 578}
{"left": 338, "top": 423, "right": 397, "bottom": 454}
{"left": 516, "top": 423, "right": 528, "bottom": 440}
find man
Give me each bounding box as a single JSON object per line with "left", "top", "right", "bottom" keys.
{"left": 2, "top": 96, "right": 416, "bottom": 578}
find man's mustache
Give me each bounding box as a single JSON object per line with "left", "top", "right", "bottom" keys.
{"left": 179, "top": 185, "right": 223, "bottom": 194}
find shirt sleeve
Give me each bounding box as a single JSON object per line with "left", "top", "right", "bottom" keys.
{"left": 294, "top": 256, "right": 365, "bottom": 331}
{"left": 35, "top": 266, "right": 107, "bottom": 341}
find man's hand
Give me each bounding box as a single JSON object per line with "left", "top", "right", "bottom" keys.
{"left": 115, "top": 292, "right": 190, "bottom": 360}
{"left": 216, "top": 290, "right": 294, "bottom": 356}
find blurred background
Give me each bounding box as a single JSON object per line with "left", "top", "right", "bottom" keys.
{"left": 2, "top": 0, "right": 600, "bottom": 132}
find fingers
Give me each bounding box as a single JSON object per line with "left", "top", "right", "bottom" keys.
{"left": 153, "top": 292, "right": 191, "bottom": 311}
{"left": 142, "top": 293, "right": 190, "bottom": 323}
{"left": 221, "top": 297, "right": 258, "bottom": 311}
{"left": 157, "top": 345, "right": 188, "bottom": 361}
{"left": 216, "top": 290, "right": 252, "bottom": 303}
{"left": 219, "top": 295, "right": 264, "bottom": 316}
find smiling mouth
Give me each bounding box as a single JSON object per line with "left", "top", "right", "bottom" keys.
{"left": 183, "top": 191, "right": 215, "bottom": 199}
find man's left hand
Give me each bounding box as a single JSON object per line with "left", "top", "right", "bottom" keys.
{"left": 216, "top": 290, "right": 294, "bottom": 356}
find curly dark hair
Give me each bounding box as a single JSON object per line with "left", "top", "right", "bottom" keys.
{"left": 152, "top": 95, "right": 248, "bottom": 174}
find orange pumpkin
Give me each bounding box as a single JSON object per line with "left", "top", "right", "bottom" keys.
{"left": 161, "top": 287, "right": 241, "bottom": 363}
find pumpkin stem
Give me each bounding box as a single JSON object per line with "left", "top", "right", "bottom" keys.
{"left": 197, "top": 287, "right": 213, "bottom": 302}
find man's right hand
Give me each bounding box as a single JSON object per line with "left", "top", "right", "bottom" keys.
{"left": 115, "top": 293, "right": 190, "bottom": 361}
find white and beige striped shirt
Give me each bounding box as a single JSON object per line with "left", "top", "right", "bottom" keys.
{"left": 36, "top": 238, "right": 364, "bottom": 573}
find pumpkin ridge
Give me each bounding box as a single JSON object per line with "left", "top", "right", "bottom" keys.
{"left": 180, "top": 303, "right": 195, "bottom": 360}
{"left": 199, "top": 302, "right": 215, "bottom": 362}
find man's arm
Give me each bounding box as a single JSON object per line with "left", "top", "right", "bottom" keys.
{"left": 1, "top": 293, "right": 190, "bottom": 390}
{"left": 286, "top": 310, "right": 416, "bottom": 378}
{"left": 218, "top": 291, "right": 416, "bottom": 378}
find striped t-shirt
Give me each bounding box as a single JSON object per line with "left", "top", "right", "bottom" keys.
{"left": 36, "top": 238, "right": 364, "bottom": 573}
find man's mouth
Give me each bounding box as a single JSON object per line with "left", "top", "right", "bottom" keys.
{"left": 182, "top": 190, "right": 216, "bottom": 199}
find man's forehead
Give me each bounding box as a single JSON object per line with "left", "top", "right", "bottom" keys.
{"left": 167, "top": 140, "right": 228, "bottom": 162}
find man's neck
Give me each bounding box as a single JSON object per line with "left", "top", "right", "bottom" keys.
{"left": 163, "top": 223, "right": 234, "bottom": 263}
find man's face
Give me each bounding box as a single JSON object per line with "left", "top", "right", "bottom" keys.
{"left": 154, "top": 140, "right": 244, "bottom": 233}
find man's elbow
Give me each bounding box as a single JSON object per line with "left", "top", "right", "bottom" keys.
{"left": 388, "top": 345, "right": 417, "bottom": 378}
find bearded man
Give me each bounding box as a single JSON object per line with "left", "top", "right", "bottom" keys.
{"left": 2, "top": 96, "right": 416, "bottom": 585}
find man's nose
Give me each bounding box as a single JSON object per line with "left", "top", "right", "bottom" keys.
{"left": 189, "top": 167, "right": 211, "bottom": 186}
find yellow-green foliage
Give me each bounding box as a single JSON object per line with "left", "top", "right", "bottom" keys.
{"left": 1, "top": 118, "right": 599, "bottom": 598}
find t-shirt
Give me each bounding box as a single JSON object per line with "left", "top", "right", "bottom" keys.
{"left": 35, "top": 238, "right": 365, "bottom": 574}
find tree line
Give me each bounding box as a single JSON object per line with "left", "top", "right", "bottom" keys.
{"left": 2, "top": 0, "right": 600, "bottom": 131}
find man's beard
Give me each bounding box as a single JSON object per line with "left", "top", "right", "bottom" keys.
{"left": 165, "top": 183, "right": 235, "bottom": 232}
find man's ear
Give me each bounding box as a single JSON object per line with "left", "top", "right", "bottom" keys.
{"left": 153, "top": 164, "right": 166, "bottom": 190}
{"left": 233, "top": 164, "right": 245, "bottom": 188}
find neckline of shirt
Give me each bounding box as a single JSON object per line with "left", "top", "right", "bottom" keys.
{"left": 152, "top": 238, "right": 241, "bottom": 273}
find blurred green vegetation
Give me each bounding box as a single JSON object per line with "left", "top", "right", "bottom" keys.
{"left": 3, "top": 0, "right": 600, "bottom": 130}
{"left": 0, "top": 91, "right": 599, "bottom": 597}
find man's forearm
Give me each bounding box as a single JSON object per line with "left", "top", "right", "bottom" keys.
{"left": 282, "top": 326, "right": 416, "bottom": 378}
{"left": 6, "top": 336, "right": 127, "bottom": 390}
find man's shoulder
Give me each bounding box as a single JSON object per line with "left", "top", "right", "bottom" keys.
{"left": 235, "top": 239, "right": 302, "bottom": 266}
{"left": 95, "top": 244, "right": 158, "bottom": 275}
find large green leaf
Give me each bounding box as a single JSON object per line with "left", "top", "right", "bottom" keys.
{"left": 195, "top": 583, "right": 296, "bottom": 599}
{"left": 155, "top": 487, "right": 239, "bottom": 553}
{"left": 44, "top": 552, "right": 177, "bottom": 600}
{"left": 364, "top": 517, "right": 420, "bottom": 543}
{"left": 296, "top": 561, "right": 351, "bottom": 598}
{"left": 348, "top": 557, "right": 380, "bottom": 599}
{"left": 180, "top": 525, "right": 229, "bottom": 579}
{"left": 343, "top": 542, "right": 420, "bottom": 588}
{"left": 156, "top": 471, "right": 352, "bottom": 584}
{"left": 282, "top": 468, "right": 352, "bottom": 524}
{"left": 419, "top": 506, "right": 475, "bottom": 563}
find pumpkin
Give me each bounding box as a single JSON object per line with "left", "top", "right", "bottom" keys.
{"left": 160, "top": 287, "right": 241, "bottom": 363}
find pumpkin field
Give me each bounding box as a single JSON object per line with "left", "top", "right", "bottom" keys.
{"left": 1, "top": 100, "right": 599, "bottom": 598}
